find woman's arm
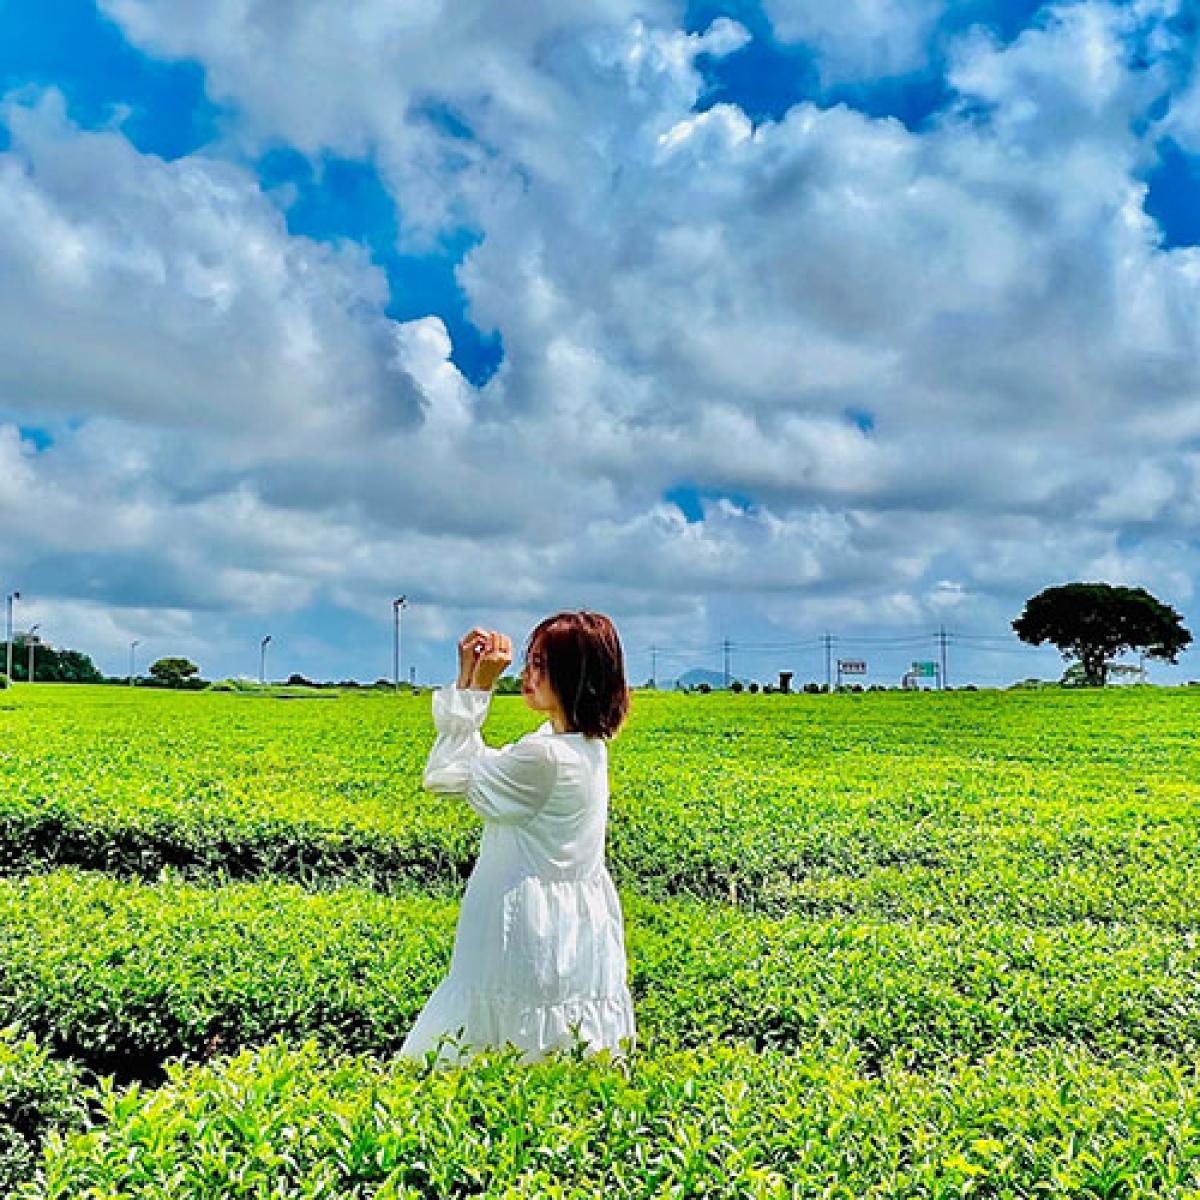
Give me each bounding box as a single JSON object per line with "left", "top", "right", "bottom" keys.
{"left": 422, "top": 629, "right": 552, "bottom": 824}
{"left": 422, "top": 682, "right": 557, "bottom": 823}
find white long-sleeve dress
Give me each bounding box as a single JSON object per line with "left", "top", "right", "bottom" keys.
{"left": 400, "top": 681, "right": 637, "bottom": 1066}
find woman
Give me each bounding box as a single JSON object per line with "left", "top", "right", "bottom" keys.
{"left": 400, "top": 610, "right": 636, "bottom": 1066}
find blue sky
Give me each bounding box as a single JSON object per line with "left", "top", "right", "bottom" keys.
{"left": 1, "top": 0, "right": 1198, "bottom": 687}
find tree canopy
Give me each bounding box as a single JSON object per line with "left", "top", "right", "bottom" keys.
{"left": 148, "top": 657, "right": 201, "bottom": 689}
{"left": 1013, "top": 583, "right": 1191, "bottom": 686}
{"left": 4, "top": 639, "right": 102, "bottom": 684}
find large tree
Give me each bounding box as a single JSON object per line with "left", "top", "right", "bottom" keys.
{"left": 148, "top": 657, "right": 200, "bottom": 689}
{"left": 1013, "top": 582, "right": 1192, "bottom": 686}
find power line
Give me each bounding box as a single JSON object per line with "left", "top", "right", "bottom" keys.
{"left": 836, "top": 635, "right": 935, "bottom": 646}
{"left": 948, "top": 633, "right": 1023, "bottom": 643}
{"left": 633, "top": 626, "right": 1084, "bottom": 689}
{"left": 640, "top": 646, "right": 724, "bottom": 661}
{"left": 953, "top": 643, "right": 1060, "bottom": 657}
{"left": 729, "top": 638, "right": 826, "bottom": 650}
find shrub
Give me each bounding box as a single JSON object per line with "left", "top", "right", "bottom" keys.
{"left": 0, "top": 673, "right": 7, "bottom": 690}
{"left": 0, "top": 1028, "right": 86, "bottom": 1193}
{"left": 30, "top": 1040, "right": 1200, "bottom": 1199}
{"left": 730, "top": 680, "right": 744, "bottom": 693}
{"left": 11, "top": 869, "right": 1200, "bottom": 1084}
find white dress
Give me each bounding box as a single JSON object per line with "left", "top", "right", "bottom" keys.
{"left": 399, "top": 681, "right": 637, "bottom": 1066}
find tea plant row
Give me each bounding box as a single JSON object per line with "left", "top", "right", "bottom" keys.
{"left": 2, "top": 870, "right": 1198, "bottom": 1085}
{"left": 16, "top": 1033, "right": 1200, "bottom": 1198}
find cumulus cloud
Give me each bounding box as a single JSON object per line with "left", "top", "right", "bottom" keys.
{"left": 3, "top": 0, "right": 1199, "bottom": 683}
{"left": 0, "top": 91, "right": 436, "bottom": 442}
{"left": 763, "top": 0, "right": 948, "bottom": 81}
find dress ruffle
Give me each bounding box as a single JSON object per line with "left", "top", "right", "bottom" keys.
{"left": 400, "top": 977, "right": 637, "bottom": 1066}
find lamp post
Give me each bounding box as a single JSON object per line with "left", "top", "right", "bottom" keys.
{"left": 260, "top": 635, "right": 272, "bottom": 685}
{"left": 129, "top": 640, "right": 140, "bottom": 687}
{"left": 5, "top": 591, "right": 18, "bottom": 682}
{"left": 26, "top": 624, "right": 39, "bottom": 684}
{"left": 392, "top": 596, "right": 407, "bottom": 691}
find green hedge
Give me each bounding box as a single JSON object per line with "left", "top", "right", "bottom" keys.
{"left": 0, "top": 801, "right": 475, "bottom": 893}
{"left": 0, "top": 1030, "right": 85, "bottom": 1195}
{"left": 1, "top": 686, "right": 1199, "bottom": 920}
{"left": 3, "top": 871, "right": 1198, "bottom": 1082}
{"left": 26, "top": 1038, "right": 1200, "bottom": 1198}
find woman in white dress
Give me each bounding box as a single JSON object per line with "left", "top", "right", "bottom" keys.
{"left": 400, "top": 610, "right": 636, "bottom": 1067}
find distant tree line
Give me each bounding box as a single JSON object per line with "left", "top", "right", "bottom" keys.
{"left": 4, "top": 581, "right": 1190, "bottom": 693}
{"left": 2, "top": 639, "right": 103, "bottom": 684}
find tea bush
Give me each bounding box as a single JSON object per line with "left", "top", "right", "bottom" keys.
{"left": 3, "top": 685, "right": 1200, "bottom": 1195}
{"left": 2, "top": 871, "right": 1199, "bottom": 1083}
{"left": 0, "top": 686, "right": 1197, "bottom": 916}
{"left": 0, "top": 1030, "right": 85, "bottom": 1194}
{"left": 26, "top": 1038, "right": 1200, "bottom": 1198}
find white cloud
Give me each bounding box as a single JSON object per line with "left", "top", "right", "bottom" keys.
{"left": 763, "top": 0, "right": 948, "bottom": 81}
{"left": 3, "top": 1, "right": 1200, "bottom": 683}
{"left": 0, "top": 91, "right": 434, "bottom": 442}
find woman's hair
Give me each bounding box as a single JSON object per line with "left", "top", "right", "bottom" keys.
{"left": 524, "top": 610, "right": 630, "bottom": 740}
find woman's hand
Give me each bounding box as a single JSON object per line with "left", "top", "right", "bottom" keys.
{"left": 465, "top": 630, "right": 513, "bottom": 692}
{"left": 457, "top": 627, "right": 491, "bottom": 690}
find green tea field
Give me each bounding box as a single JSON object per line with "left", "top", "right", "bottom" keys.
{"left": 3, "top": 683, "right": 1200, "bottom": 1197}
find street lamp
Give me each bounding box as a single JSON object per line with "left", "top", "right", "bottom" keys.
{"left": 26, "top": 624, "right": 39, "bottom": 684}
{"left": 392, "top": 596, "right": 407, "bottom": 691}
{"left": 129, "top": 640, "right": 140, "bottom": 687}
{"left": 260, "top": 635, "right": 272, "bottom": 685}
{"left": 4, "top": 591, "right": 18, "bottom": 682}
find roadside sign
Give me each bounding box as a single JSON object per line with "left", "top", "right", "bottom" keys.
{"left": 838, "top": 660, "right": 866, "bottom": 675}
{"left": 912, "top": 661, "right": 938, "bottom": 678}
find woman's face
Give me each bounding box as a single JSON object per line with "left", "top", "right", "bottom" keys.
{"left": 521, "top": 643, "right": 560, "bottom": 715}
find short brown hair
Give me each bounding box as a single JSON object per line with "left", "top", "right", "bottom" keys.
{"left": 524, "top": 610, "right": 630, "bottom": 740}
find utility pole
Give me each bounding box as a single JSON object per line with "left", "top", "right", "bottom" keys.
{"left": 26, "top": 625, "right": 39, "bottom": 684}
{"left": 260, "top": 635, "right": 272, "bottom": 685}
{"left": 4, "top": 591, "right": 18, "bottom": 682}
{"left": 129, "top": 640, "right": 140, "bottom": 687}
{"left": 650, "top": 645, "right": 658, "bottom": 689}
{"left": 938, "top": 625, "right": 949, "bottom": 690}
{"left": 722, "top": 638, "right": 731, "bottom": 689}
{"left": 823, "top": 632, "right": 834, "bottom": 690}
{"left": 393, "top": 596, "right": 407, "bottom": 691}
